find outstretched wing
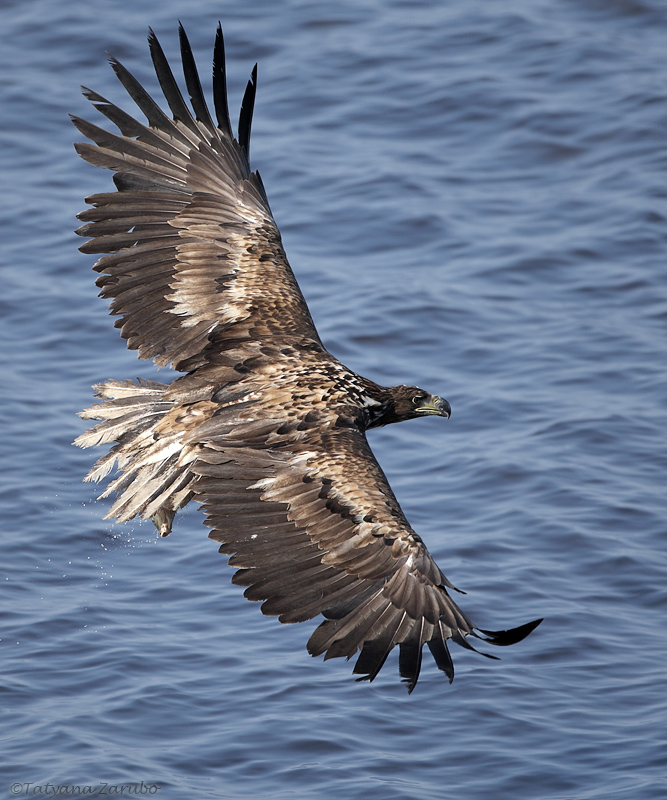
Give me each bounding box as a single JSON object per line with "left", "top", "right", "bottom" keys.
{"left": 190, "top": 407, "right": 540, "bottom": 691}
{"left": 73, "top": 24, "right": 322, "bottom": 372}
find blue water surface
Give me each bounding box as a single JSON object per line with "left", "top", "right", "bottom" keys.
{"left": 2, "top": 1, "right": 666, "bottom": 798}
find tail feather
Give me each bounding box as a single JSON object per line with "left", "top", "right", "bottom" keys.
{"left": 74, "top": 378, "right": 195, "bottom": 534}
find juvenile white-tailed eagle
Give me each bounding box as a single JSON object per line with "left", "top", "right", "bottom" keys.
{"left": 74, "top": 24, "right": 541, "bottom": 692}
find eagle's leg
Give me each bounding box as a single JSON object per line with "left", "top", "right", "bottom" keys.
{"left": 151, "top": 507, "right": 176, "bottom": 537}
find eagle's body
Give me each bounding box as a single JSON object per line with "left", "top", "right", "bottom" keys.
{"left": 74, "top": 24, "right": 540, "bottom": 691}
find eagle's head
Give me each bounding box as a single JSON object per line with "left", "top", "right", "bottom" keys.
{"left": 367, "top": 384, "right": 451, "bottom": 427}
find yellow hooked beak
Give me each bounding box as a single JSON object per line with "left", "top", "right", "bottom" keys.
{"left": 417, "top": 395, "right": 451, "bottom": 418}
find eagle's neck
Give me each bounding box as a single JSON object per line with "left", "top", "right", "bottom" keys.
{"left": 350, "top": 381, "right": 395, "bottom": 429}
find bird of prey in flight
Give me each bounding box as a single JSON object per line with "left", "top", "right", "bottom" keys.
{"left": 73, "top": 24, "right": 541, "bottom": 692}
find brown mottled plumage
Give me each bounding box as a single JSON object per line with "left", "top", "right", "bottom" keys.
{"left": 73, "top": 24, "right": 541, "bottom": 692}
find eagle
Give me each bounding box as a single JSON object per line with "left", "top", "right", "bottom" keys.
{"left": 73, "top": 24, "right": 541, "bottom": 692}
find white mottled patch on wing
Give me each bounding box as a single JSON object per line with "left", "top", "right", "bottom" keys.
{"left": 249, "top": 477, "right": 274, "bottom": 491}
{"left": 149, "top": 439, "right": 182, "bottom": 464}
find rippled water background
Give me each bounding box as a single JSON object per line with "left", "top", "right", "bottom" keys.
{"left": 2, "top": 0, "right": 667, "bottom": 797}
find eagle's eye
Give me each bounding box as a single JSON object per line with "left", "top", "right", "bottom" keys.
{"left": 411, "top": 395, "right": 423, "bottom": 406}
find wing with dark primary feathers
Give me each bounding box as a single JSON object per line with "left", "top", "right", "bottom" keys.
{"left": 188, "top": 399, "right": 540, "bottom": 692}
{"left": 73, "top": 23, "right": 322, "bottom": 372}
